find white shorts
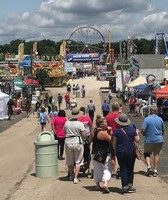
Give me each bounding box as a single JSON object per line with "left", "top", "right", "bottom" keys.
{"left": 65, "top": 143, "right": 84, "bottom": 166}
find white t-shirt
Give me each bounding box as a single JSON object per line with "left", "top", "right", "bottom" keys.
{"left": 64, "top": 121, "right": 85, "bottom": 144}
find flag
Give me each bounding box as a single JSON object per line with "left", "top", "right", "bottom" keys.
{"left": 18, "top": 43, "right": 24, "bottom": 62}
{"left": 33, "top": 42, "right": 37, "bottom": 53}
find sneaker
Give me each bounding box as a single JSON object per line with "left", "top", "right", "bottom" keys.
{"left": 153, "top": 171, "right": 158, "bottom": 177}
{"left": 146, "top": 167, "right": 153, "bottom": 176}
{"left": 128, "top": 187, "right": 136, "bottom": 193}
{"left": 122, "top": 189, "right": 128, "bottom": 195}
{"left": 73, "top": 178, "right": 80, "bottom": 184}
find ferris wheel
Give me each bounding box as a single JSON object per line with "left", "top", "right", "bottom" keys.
{"left": 67, "top": 26, "right": 106, "bottom": 54}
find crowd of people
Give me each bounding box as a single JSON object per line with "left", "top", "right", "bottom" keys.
{"left": 6, "top": 81, "right": 164, "bottom": 195}
{"left": 28, "top": 81, "right": 165, "bottom": 195}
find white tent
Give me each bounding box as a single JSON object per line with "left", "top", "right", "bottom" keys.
{"left": 126, "top": 76, "right": 147, "bottom": 88}
{"left": 0, "top": 91, "right": 10, "bottom": 120}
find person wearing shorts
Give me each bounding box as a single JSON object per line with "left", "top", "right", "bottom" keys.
{"left": 64, "top": 108, "right": 86, "bottom": 184}
{"left": 141, "top": 106, "right": 164, "bottom": 177}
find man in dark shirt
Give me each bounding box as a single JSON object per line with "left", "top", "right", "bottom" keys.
{"left": 57, "top": 93, "right": 63, "bottom": 110}
{"left": 7, "top": 99, "right": 14, "bottom": 120}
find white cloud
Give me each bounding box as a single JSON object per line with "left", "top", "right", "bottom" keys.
{"left": 0, "top": 0, "right": 168, "bottom": 44}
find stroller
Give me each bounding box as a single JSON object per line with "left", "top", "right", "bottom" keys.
{"left": 80, "top": 137, "right": 92, "bottom": 177}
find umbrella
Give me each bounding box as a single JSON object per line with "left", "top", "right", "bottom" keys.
{"left": 24, "top": 79, "right": 39, "bottom": 85}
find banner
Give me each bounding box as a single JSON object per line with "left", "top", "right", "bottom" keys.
{"left": 33, "top": 42, "right": 37, "bottom": 53}
{"left": 59, "top": 40, "right": 66, "bottom": 58}
{"left": 66, "top": 53, "right": 100, "bottom": 62}
{"left": 18, "top": 43, "right": 24, "bottom": 62}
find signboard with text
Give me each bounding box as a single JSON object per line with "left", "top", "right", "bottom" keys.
{"left": 66, "top": 53, "right": 100, "bottom": 62}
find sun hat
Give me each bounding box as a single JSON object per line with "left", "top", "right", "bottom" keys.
{"left": 69, "top": 108, "right": 83, "bottom": 119}
{"left": 115, "top": 113, "right": 131, "bottom": 126}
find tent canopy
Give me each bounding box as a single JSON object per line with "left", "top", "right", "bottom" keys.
{"left": 152, "top": 85, "right": 168, "bottom": 99}
{"left": 127, "top": 76, "right": 147, "bottom": 88}
{"left": 134, "top": 84, "right": 147, "bottom": 90}
{"left": 0, "top": 91, "right": 10, "bottom": 98}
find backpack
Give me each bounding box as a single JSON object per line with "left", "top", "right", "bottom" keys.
{"left": 40, "top": 112, "right": 46, "bottom": 123}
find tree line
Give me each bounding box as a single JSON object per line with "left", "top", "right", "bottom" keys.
{"left": 0, "top": 38, "right": 166, "bottom": 58}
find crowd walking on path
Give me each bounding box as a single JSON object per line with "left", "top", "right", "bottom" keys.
{"left": 14, "top": 79, "right": 166, "bottom": 196}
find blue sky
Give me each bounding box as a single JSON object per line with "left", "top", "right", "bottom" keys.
{"left": 0, "top": 0, "right": 42, "bottom": 15}
{"left": 0, "top": 0, "right": 168, "bottom": 44}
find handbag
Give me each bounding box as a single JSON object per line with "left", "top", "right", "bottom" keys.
{"left": 93, "top": 150, "right": 107, "bottom": 164}
{"left": 121, "top": 128, "right": 141, "bottom": 160}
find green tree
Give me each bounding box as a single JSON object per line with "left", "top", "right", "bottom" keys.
{"left": 35, "top": 68, "right": 49, "bottom": 91}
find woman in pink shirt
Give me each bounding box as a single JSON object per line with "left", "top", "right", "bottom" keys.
{"left": 51, "top": 110, "right": 67, "bottom": 160}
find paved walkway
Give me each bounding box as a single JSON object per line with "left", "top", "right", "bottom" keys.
{"left": 0, "top": 77, "right": 168, "bottom": 200}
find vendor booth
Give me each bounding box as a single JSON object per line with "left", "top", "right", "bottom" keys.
{"left": 127, "top": 76, "right": 147, "bottom": 88}
{"left": 152, "top": 85, "right": 168, "bottom": 99}
{"left": 0, "top": 92, "right": 10, "bottom": 120}
{"left": 153, "top": 85, "right": 168, "bottom": 121}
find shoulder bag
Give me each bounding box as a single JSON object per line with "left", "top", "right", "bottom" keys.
{"left": 121, "top": 128, "right": 141, "bottom": 160}
{"left": 93, "top": 129, "right": 107, "bottom": 164}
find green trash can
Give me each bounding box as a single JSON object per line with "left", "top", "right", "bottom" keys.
{"left": 34, "top": 131, "right": 58, "bottom": 178}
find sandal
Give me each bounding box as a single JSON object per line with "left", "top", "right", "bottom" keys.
{"left": 102, "top": 186, "right": 110, "bottom": 193}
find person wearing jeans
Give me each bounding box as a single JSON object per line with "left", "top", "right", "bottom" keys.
{"left": 113, "top": 113, "right": 140, "bottom": 194}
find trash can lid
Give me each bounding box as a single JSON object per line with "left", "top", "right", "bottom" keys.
{"left": 37, "top": 131, "right": 55, "bottom": 142}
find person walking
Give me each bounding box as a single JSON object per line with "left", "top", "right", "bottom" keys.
{"left": 113, "top": 113, "right": 140, "bottom": 194}
{"left": 72, "top": 84, "right": 76, "bottom": 95}
{"left": 49, "top": 105, "right": 58, "bottom": 120}
{"left": 81, "top": 85, "right": 86, "bottom": 98}
{"left": 47, "top": 95, "right": 53, "bottom": 114}
{"left": 86, "top": 99, "right": 96, "bottom": 123}
{"left": 7, "top": 98, "right": 15, "bottom": 120}
{"left": 51, "top": 110, "right": 67, "bottom": 160}
{"left": 90, "top": 115, "right": 112, "bottom": 193}
{"left": 78, "top": 107, "right": 93, "bottom": 174}
{"left": 39, "top": 107, "right": 50, "bottom": 132}
{"left": 67, "top": 83, "right": 71, "bottom": 93}
{"left": 108, "top": 91, "right": 113, "bottom": 103}
{"left": 105, "top": 102, "right": 121, "bottom": 178}
{"left": 33, "top": 100, "right": 41, "bottom": 116}
{"left": 25, "top": 98, "right": 31, "bottom": 117}
{"left": 141, "top": 106, "right": 164, "bottom": 177}
{"left": 101, "top": 100, "right": 110, "bottom": 117}
{"left": 65, "top": 92, "right": 70, "bottom": 110}
{"left": 57, "top": 93, "right": 63, "bottom": 110}
{"left": 64, "top": 108, "right": 86, "bottom": 184}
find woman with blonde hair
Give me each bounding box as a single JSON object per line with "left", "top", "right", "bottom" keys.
{"left": 90, "top": 115, "right": 112, "bottom": 193}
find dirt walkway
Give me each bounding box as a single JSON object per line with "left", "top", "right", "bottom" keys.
{"left": 0, "top": 76, "right": 168, "bottom": 200}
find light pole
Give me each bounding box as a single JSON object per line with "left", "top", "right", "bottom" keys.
{"left": 119, "top": 42, "right": 125, "bottom": 92}
{"left": 30, "top": 49, "right": 38, "bottom": 98}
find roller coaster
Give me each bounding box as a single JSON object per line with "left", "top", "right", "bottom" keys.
{"left": 154, "top": 32, "right": 168, "bottom": 56}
